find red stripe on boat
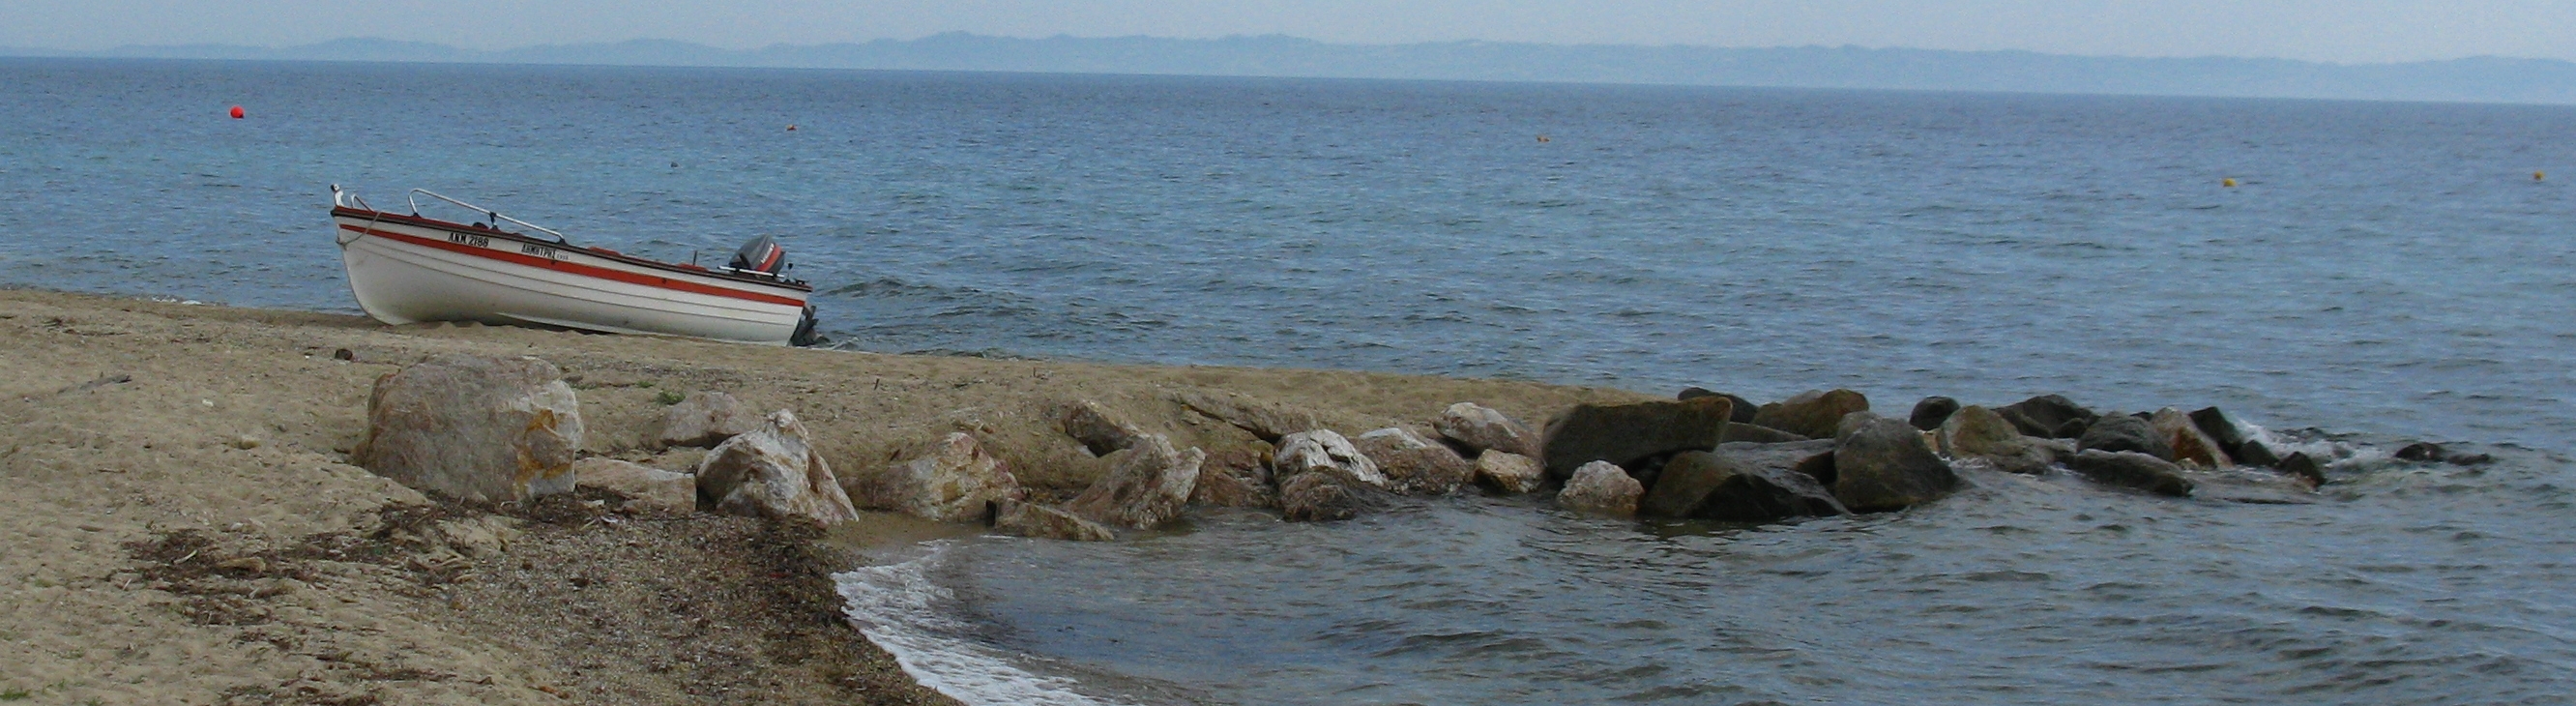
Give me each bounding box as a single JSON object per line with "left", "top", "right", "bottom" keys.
{"left": 340, "top": 224, "right": 808, "bottom": 308}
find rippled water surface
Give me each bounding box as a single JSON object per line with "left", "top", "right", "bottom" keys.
{"left": 6, "top": 58, "right": 2575, "bottom": 704}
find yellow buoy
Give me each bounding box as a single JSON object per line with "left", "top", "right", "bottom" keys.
{"left": 2536, "top": 171, "right": 2546, "bottom": 181}
{"left": 2221, "top": 178, "right": 2237, "bottom": 188}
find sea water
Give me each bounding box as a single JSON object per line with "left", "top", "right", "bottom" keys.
{"left": 5, "top": 58, "right": 2574, "bottom": 704}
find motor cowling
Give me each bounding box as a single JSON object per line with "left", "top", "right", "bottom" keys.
{"left": 729, "top": 235, "right": 789, "bottom": 275}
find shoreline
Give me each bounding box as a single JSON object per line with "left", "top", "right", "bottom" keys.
{"left": 0, "top": 287, "right": 1652, "bottom": 704}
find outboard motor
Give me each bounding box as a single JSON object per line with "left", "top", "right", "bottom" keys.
{"left": 729, "top": 234, "right": 790, "bottom": 276}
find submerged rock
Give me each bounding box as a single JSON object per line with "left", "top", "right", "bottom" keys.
{"left": 1641, "top": 445, "right": 1845, "bottom": 521}
{"left": 1908, "top": 397, "right": 1961, "bottom": 431}
{"left": 992, "top": 500, "right": 1117, "bottom": 542}
{"left": 2066, "top": 450, "right": 2194, "bottom": 497}
{"left": 1998, "top": 395, "right": 2096, "bottom": 439}
{"left": 1060, "top": 400, "right": 1149, "bottom": 456}
{"left": 352, "top": 354, "right": 581, "bottom": 503}
{"left": 1558, "top": 461, "right": 1643, "bottom": 516}
{"left": 1190, "top": 445, "right": 1276, "bottom": 509}
{"left": 1750, "top": 389, "right": 1870, "bottom": 440}
{"left": 1539, "top": 397, "right": 1733, "bottom": 481}
{"left": 697, "top": 410, "right": 863, "bottom": 524}
{"left": 1433, "top": 402, "right": 1540, "bottom": 458}
{"left": 2395, "top": 441, "right": 2493, "bottom": 466}
{"left": 1830, "top": 415, "right": 1960, "bottom": 513}
{"left": 2078, "top": 414, "right": 2174, "bottom": 461}
{"left": 1356, "top": 427, "right": 1476, "bottom": 494}
{"left": 845, "top": 432, "right": 1025, "bottom": 523}
{"left": 1474, "top": 451, "right": 1547, "bottom": 495}
{"left": 2235, "top": 438, "right": 2285, "bottom": 467}
{"left": 1066, "top": 434, "right": 1203, "bottom": 530}
{"left": 1940, "top": 405, "right": 2056, "bottom": 475}
{"left": 2187, "top": 406, "right": 2255, "bottom": 459}
{"left": 651, "top": 391, "right": 760, "bottom": 450}
{"left": 1279, "top": 471, "right": 1389, "bottom": 522}
{"left": 2276, "top": 452, "right": 2327, "bottom": 487}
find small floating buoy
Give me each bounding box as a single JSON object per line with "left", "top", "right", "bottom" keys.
{"left": 228, "top": 105, "right": 244, "bottom": 119}
{"left": 1536, "top": 134, "right": 1551, "bottom": 143}
{"left": 2221, "top": 178, "right": 2237, "bottom": 188}
{"left": 786, "top": 124, "right": 798, "bottom": 132}
{"left": 2536, "top": 171, "right": 2547, "bottom": 181}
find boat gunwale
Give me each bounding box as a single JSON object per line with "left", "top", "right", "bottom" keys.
{"left": 331, "top": 205, "right": 815, "bottom": 294}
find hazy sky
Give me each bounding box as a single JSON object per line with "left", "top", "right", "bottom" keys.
{"left": 8, "top": 0, "right": 2574, "bottom": 64}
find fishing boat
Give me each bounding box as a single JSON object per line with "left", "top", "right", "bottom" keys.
{"left": 327, "top": 186, "right": 820, "bottom": 345}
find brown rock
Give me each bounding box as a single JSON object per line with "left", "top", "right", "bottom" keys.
{"left": 1432, "top": 402, "right": 1540, "bottom": 457}
{"left": 2078, "top": 414, "right": 2174, "bottom": 461}
{"left": 1190, "top": 445, "right": 1276, "bottom": 508}
{"left": 1355, "top": 427, "right": 1476, "bottom": 494}
{"left": 1677, "top": 388, "right": 1760, "bottom": 424}
{"left": 1172, "top": 392, "right": 1321, "bottom": 442}
{"left": 573, "top": 457, "right": 694, "bottom": 513}
{"left": 1998, "top": 395, "right": 2097, "bottom": 439}
{"left": 1060, "top": 400, "right": 1148, "bottom": 456}
{"left": 352, "top": 354, "right": 582, "bottom": 503}
{"left": 1539, "top": 397, "right": 1733, "bottom": 480}
{"left": 1940, "top": 405, "right": 2055, "bottom": 475}
{"left": 1640, "top": 446, "right": 1845, "bottom": 521}
{"left": 696, "top": 410, "right": 863, "bottom": 524}
{"left": 992, "top": 500, "right": 1116, "bottom": 542}
{"left": 845, "top": 432, "right": 1025, "bottom": 523}
{"left": 1831, "top": 415, "right": 1960, "bottom": 513}
{"left": 2066, "top": 450, "right": 2195, "bottom": 497}
{"left": 650, "top": 391, "right": 760, "bottom": 449}
{"left": 1474, "top": 451, "right": 1546, "bottom": 495}
{"left": 1750, "top": 389, "right": 1869, "bottom": 440}
{"left": 2150, "top": 407, "right": 2233, "bottom": 468}
{"left": 1279, "top": 470, "right": 1387, "bottom": 522}
{"left": 1065, "top": 434, "right": 1203, "bottom": 530}
{"left": 1719, "top": 423, "right": 1809, "bottom": 444}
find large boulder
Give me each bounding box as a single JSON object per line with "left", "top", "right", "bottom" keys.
{"left": 1557, "top": 461, "right": 1643, "bottom": 516}
{"left": 1189, "top": 445, "right": 1277, "bottom": 508}
{"left": 1355, "top": 427, "right": 1476, "bottom": 494}
{"left": 1940, "top": 405, "right": 2056, "bottom": 475}
{"left": 2065, "top": 450, "right": 2194, "bottom": 497}
{"left": 1676, "top": 388, "right": 1760, "bottom": 424}
{"left": 991, "top": 500, "right": 1116, "bottom": 542}
{"left": 573, "top": 457, "right": 694, "bottom": 513}
{"left": 2150, "top": 408, "right": 2232, "bottom": 468}
{"left": 1539, "top": 397, "right": 1733, "bottom": 480}
{"left": 696, "top": 410, "right": 863, "bottom": 524}
{"left": 845, "top": 432, "right": 1025, "bottom": 523}
{"left": 1749, "top": 389, "right": 1870, "bottom": 440}
{"left": 2078, "top": 415, "right": 2175, "bottom": 460}
{"left": 1831, "top": 415, "right": 1960, "bottom": 513}
{"left": 1432, "top": 403, "right": 1540, "bottom": 457}
{"left": 1640, "top": 445, "right": 1845, "bottom": 521}
{"left": 1065, "top": 434, "right": 1204, "bottom": 530}
{"left": 651, "top": 391, "right": 761, "bottom": 450}
{"left": 1278, "top": 471, "right": 1388, "bottom": 522}
{"left": 2187, "top": 407, "right": 2255, "bottom": 459}
{"left": 1997, "top": 395, "right": 2096, "bottom": 438}
{"left": 1908, "top": 397, "right": 1962, "bottom": 431}
{"left": 1172, "top": 392, "right": 1322, "bottom": 442}
{"left": 352, "top": 354, "right": 582, "bottom": 503}
{"left": 1060, "top": 400, "right": 1148, "bottom": 456}
{"left": 1474, "top": 451, "right": 1546, "bottom": 494}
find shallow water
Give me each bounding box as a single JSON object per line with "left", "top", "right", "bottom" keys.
{"left": 6, "top": 58, "right": 2574, "bottom": 704}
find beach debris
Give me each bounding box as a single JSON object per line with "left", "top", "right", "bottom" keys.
{"left": 1558, "top": 461, "right": 1643, "bottom": 516}
{"left": 1190, "top": 445, "right": 1278, "bottom": 508}
{"left": 650, "top": 391, "right": 761, "bottom": 450}
{"left": 696, "top": 410, "right": 863, "bottom": 524}
{"left": 573, "top": 457, "right": 694, "bottom": 514}
{"left": 1355, "top": 427, "right": 1475, "bottom": 495}
{"left": 1432, "top": 402, "right": 1540, "bottom": 458}
{"left": 2066, "top": 450, "right": 2195, "bottom": 497}
{"left": 844, "top": 431, "right": 1024, "bottom": 523}
{"left": 1830, "top": 413, "right": 1961, "bottom": 512}
{"left": 1474, "top": 450, "right": 1546, "bottom": 495}
{"left": 992, "top": 499, "right": 1116, "bottom": 542}
{"left": 1750, "top": 389, "right": 1870, "bottom": 439}
{"left": 1641, "top": 443, "right": 1846, "bottom": 521}
{"left": 1941, "top": 405, "right": 2058, "bottom": 475}
{"left": 1909, "top": 396, "right": 1961, "bottom": 431}
{"left": 1066, "top": 434, "right": 1204, "bottom": 530}
{"left": 1060, "top": 399, "right": 1149, "bottom": 456}
{"left": 2077, "top": 414, "right": 2174, "bottom": 461}
{"left": 351, "top": 354, "right": 582, "bottom": 503}
{"left": 1538, "top": 397, "right": 1734, "bottom": 481}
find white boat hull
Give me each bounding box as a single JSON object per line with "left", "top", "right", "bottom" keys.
{"left": 331, "top": 209, "right": 812, "bottom": 345}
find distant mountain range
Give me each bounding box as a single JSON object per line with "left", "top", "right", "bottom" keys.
{"left": 8, "top": 33, "right": 2576, "bottom": 105}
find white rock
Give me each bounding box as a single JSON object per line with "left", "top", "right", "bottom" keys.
{"left": 1558, "top": 460, "right": 1643, "bottom": 516}
{"left": 848, "top": 432, "right": 1026, "bottom": 523}
{"left": 695, "top": 410, "right": 862, "bottom": 525}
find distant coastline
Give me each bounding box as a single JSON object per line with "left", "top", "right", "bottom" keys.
{"left": 8, "top": 33, "right": 2576, "bottom": 105}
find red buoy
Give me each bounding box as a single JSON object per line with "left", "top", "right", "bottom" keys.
{"left": 229, "top": 105, "right": 245, "bottom": 119}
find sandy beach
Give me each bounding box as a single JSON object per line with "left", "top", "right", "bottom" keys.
{"left": 0, "top": 287, "right": 1651, "bottom": 705}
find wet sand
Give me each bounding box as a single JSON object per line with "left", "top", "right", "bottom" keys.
{"left": 0, "top": 288, "right": 1649, "bottom": 704}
